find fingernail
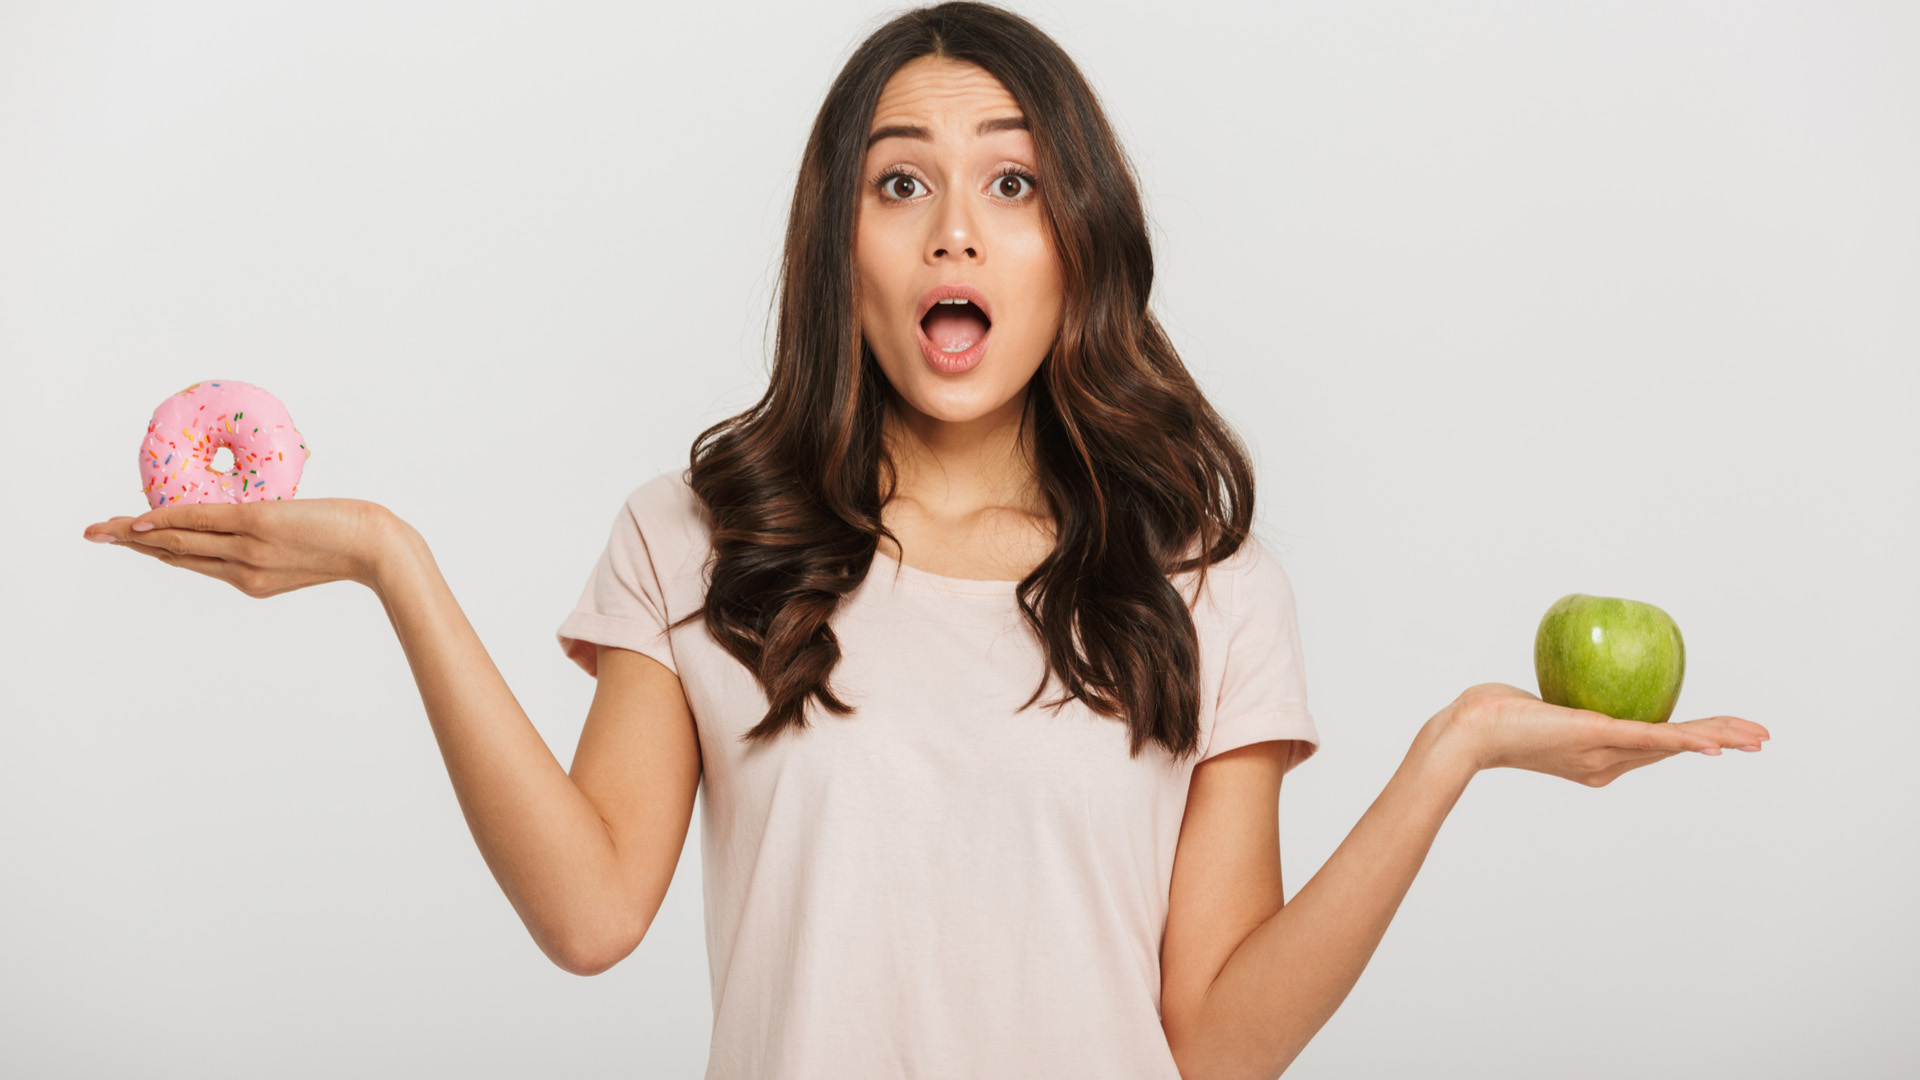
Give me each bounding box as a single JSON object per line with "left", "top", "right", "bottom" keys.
{"left": 86, "top": 532, "right": 112, "bottom": 544}
{"left": 1737, "top": 744, "right": 1762, "bottom": 752}
{"left": 132, "top": 521, "right": 154, "bottom": 532}
{"left": 1695, "top": 746, "right": 1722, "bottom": 756}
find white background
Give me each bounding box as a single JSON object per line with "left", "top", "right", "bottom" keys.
{"left": 4, "top": 1, "right": 1915, "bottom": 1076}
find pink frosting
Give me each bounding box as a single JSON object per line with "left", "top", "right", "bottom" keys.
{"left": 139, "top": 380, "right": 309, "bottom": 509}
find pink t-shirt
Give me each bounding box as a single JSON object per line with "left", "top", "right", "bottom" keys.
{"left": 556, "top": 468, "right": 1319, "bottom": 1079}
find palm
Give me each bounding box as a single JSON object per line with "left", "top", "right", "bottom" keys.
{"left": 83, "top": 497, "right": 393, "bottom": 596}
{"left": 1450, "top": 682, "right": 1767, "bottom": 786}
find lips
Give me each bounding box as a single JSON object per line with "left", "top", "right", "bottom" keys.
{"left": 912, "top": 283, "right": 994, "bottom": 374}
{"left": 916, "top": 282, "right": 993, "bottom": 324}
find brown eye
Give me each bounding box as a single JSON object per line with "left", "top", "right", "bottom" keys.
{"left": 878, "top": 173, "right": 925, "bottom": 200}
{"left": 994, "top": 172, "right": 1035, "bottom": 199}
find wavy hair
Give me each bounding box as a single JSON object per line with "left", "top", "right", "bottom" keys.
{"left": 666, "top": 0, "right": 1258, "bottom": 762}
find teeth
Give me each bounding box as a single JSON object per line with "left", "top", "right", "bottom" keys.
{"left": 927, "top": 296, "right": 984, "bottom": 353}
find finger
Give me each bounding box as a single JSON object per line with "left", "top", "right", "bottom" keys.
{"left": 82, "top": 516, "right": 137, "bottom": 543}
{"left": 118, "top": 523, "right": 244, "bottom": 562}
{"left": 1588, "top": 715, "right": 1725, "bottom": 755}
{"left": 1718, "top": 716, "right": 1770, "bottom": 743}
{"left": 1671, "top": 716, "right": 1770, "bottom": 751}
{"left": 111, "top": 538, "right": 241, "bottom": 582}
{"left": 1587, "top": 752, "right": 1682, "bottom": 787}
{"left": 130, "top": 502, "right": 246, "bottom": 535}
{"left": 108, "top": 539, "right": 176, "bottom": 563}
{"left": 1605, "top": 749, "right": 1681, "bottom": 770}
{"left": 1461, "top": 682, "right": 1541, "bottom": 704}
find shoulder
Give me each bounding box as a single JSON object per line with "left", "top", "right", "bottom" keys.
{"left": 622, "top": 465, "right": 695, "bottom": 516}
{"left": 1174, "top": 531, "right": 1293, "bottom": 618}
{"left": 1227, "top": 533, "right": 1297, "bottom": 611}
{"left": 610, "top": 467, "right": 713, "bottom": 583}
{"left": 618, "top": 467, "right": 711, "bottom": 539}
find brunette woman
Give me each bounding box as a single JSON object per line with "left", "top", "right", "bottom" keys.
{"left": 83, "top": 4, "right": 1766, "bottom": 1077}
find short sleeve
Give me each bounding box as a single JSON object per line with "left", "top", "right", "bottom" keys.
{"left": 555, "top": 479, "right": 684, "bottom": 679}
{"left": 1200, "top": 539, "right": 1320, "bottom": 772}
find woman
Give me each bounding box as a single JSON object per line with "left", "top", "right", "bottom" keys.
{"left": 81, "top": 3, "right": 1766, "bottom": 1077}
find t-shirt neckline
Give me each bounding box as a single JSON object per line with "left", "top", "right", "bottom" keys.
{"left": 870, "top": 547, "right": 1021, "bottom": 596}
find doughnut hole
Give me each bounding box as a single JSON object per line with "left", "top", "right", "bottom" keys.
{"left": 211, "top": 446, "right": 236, "bottom": 474}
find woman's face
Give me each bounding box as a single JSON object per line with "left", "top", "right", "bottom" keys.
{"left": 855, "top": 56, "right": 1064, "bottom": 432}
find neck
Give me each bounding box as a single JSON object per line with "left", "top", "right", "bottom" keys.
{"left": 880, "top": 385, "right": 1045, "bottom": 521}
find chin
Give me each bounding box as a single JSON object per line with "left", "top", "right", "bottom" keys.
{"left": 891, "top": 364, "right": 1027, "bottom": 422}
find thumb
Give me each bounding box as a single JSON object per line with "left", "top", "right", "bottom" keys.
{"left": 132, "top": 503, "right": 238, "bottom": 533}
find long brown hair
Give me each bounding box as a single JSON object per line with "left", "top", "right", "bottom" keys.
{"left": 667, "top": 0, "right": 1258, "bottom": 762}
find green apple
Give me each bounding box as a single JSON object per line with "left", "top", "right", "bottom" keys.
{"left": 1534, "top": 593, "right": 1686, "bottom": 723}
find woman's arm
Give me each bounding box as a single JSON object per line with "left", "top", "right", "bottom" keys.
{"left": 1167, "top": 714, "right": 1474, "bottom": 1080}
{"left": 86, "top": 501, "right": 646, "bottom": 975}
{"left": 367, "top": 516, "right": 644, "bottom": 975}
{"left": 1168, "top": 687, "right": 1766, "bottom": 1080}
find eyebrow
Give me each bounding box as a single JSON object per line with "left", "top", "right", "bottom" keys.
{"left": 865, "top": 115, "right": 1028, "bottom": 150}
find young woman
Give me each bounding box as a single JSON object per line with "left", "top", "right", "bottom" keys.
{"left": 82, "top": 3, "right": 1766, "bottom": 1077}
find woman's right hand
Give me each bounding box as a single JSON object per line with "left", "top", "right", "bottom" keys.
{"left": 1436, "top": 681, "right": 1768, "bottom": 787}
{"left": 82, "top": 498, "right": 404, "bottom": 597}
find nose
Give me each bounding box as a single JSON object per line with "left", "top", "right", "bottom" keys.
{"left": 930, "top": 237, "right": 977, "bottom": 259}
{"left": 926, "top": 190, "right": 981, "bottom": 264}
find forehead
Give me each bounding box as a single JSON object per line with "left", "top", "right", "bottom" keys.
{"left": 870, "top": 56, "right": 1021, "bottom": 131}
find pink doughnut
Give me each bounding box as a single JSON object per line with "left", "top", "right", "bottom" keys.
{"left": 139, "top": 380, "right": 309, "bottom": 509}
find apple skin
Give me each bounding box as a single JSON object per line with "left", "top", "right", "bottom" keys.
{"left": 1534, "top": 593, "right": 1686, "bottom": 723}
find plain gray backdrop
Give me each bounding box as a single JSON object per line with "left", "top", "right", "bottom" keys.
{"left": 4, "top": 1, "right": 1915, "bottom": 1076}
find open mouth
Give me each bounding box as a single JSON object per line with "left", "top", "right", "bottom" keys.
{"left": 920, "top": 298, "right": 991, "bottom": 355}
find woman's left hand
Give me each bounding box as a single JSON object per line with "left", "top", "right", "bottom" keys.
{"left": 1440, "top": 682, "right": 1770, "bottom": 787}
{"left": 82, "top": 498, "right": 397, "bottom": 595}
